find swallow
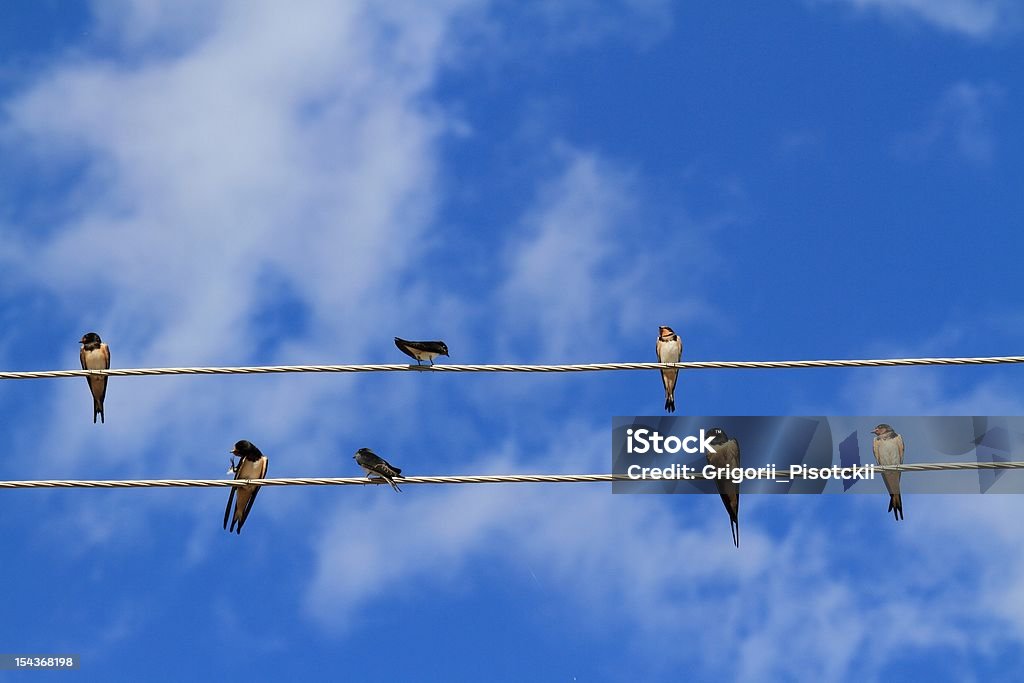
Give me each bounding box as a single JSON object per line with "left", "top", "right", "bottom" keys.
{"left": 79, "top": 332, "right": 110, "bottom": 424}
{"left": 656, "top": 326, "right": 682, "bottom": 413}
{"left": 872, "top": 424, "right": 905, "bottom": 521}
{"left": 706, "top": 427, "right": 740, "bottom": 547}
{"left": 394, "top": 337, "right": 449, "bottom": 366}
{"left": 224, "top": 440, "right": 269, "bottom": 534}
{"left": 353, "top": 447, "right": 403, "bottom": 492}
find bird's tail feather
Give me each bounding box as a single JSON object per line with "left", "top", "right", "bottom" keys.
{"left": 889, "top": 494, "right": 903, "bottom": 521}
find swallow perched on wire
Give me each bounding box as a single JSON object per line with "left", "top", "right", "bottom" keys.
{"left": 872, "top": 424, "right": 905, "bottom": 521}
{"left": 394, "top": 337, "right": 449, "bottom": 366}
{"left": 79, "top": 332, "right": 110, "bottom": 424}
{"left": 354, "top": 447, "right": 404, "bottom": 492}
{"left": 655, "top": 326, "right": 682, "bottom": 413}
{"left": 706, "top": 427, "right": 740, "bottom": 547}
{"left": 224, "top": 440, "right": 269, "bottom": 534}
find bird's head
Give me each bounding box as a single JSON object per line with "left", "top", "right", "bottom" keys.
{"left": 706, "top": 427, "right": 729, "bottom": 445}
{"left": 658, "top": 325, "right": 675, "bottom": 338}
{"left": 231, "top": 440, "right": 261, "bottom": 458}
{"left": 440, "top": 342, "right": 450, "bottom": 357}
{"left": 80, "top": 332, "right": 102, "bottom": 345}
{"left": 872, "top": 424, "right": 892, "bottom": 436}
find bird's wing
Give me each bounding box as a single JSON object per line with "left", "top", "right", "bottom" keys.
{"left": 79, "top": 347, "right": 87, "bottom": 371}
{"left": 394, "top": 338, "right": 416, "bottom": 360}
{"left": 872, "top": 438, "right": 881, "bottom": 465}
{"left": 896, "top": 435, "right": 905, "bottom": 464}
{"left": 244, "top": 457, "right": 268, "bottom": 513}
{"left": 94, "top": 345, "right": 110, "bottom": 404}
{"left": 236, "top": 457, "right": 268, "bottom": 533}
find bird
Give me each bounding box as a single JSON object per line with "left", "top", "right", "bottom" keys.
{"left": 224, "top": 440, "right": 269, "bottom": 534}
{"left": 706, "top": 427, "right": 740, "bottom": 547}
{"left": 872, "top": 424, "right": 905, "bottom": 521}
{"left": 353, "top": 447, "right": 404, "bottom": 492}
{"left": 79, "top": 332, "right": 110, "bottom": 424}
{"left": 655, "top": 325, "right": 682, "bottom": 413}
{"left": 394, "top": 337, "right": 449, "bottom": 366}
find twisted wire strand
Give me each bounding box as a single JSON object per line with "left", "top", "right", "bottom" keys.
{"left": 2, "top": 461, "right": 1023, "bottom": 489}
{"left": 2, "top": 355, "right": 1024, "bottom": 381}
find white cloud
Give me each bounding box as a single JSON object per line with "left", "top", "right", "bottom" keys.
{"left": 305, "top": 430, "right": 1024, "bottom": 680}
{"left": 498, "top": 148, "right": 718, "bottom": 362}
{"left": 824, "top": 322, "right": 1024, "bottom": 415}
{"left": 302, "top": 319, "right": 1024, "bottom": 677}
{"left": 16, "top": 5, "right": 1024, "bottom": 679}
{"left": 517, "top": 0, "right": 675, "bottom": 48}
{"left": 0, "top": 0, "right": 711, "bottom": 576}
{"left": 0, "top": 0, "right": 478, "bottom": 477}
{"left": 894, "top": 81, "right": 1003, "bottom": 166}
{"left": 816, "top": 0, "right": 1020, "bottom": 39}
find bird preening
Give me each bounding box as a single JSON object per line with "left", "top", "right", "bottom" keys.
{"left": 656, "top": 326, "right": 682, "bottom": 413}
{"left": 354, "top": 447, "right": 404, "bottom": 492}
{"left": 79, "top": 332, "right": 110, "bottom": 424}
{"left": 872, "top": 423, "right": 905, "bottom": 521}
{"left": 394, "top": 337, "right": 449, "bottom": 366}
{"left": 224, "top": 440, "right": 269, "bottom": 534}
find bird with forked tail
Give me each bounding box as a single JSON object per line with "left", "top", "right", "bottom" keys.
{"left": 79, "top": 332, "right": 110, "bottom": 424}
{"left": 354, "top": 447, "right": 404, "bottom": 492}
{"left": 872, "top": 423, "right": 905, "bottom": 521}
{"left": 224, "top": 440, "right": 269, "bottom": 534}
{"left": 656, "top": 326, "right": 682, "bottom": 413}
{"left": 394, "top": 337, "right": 449, "bottom": 366}
{"left": 706, "top": 427, "right": 740, "bottom": 548}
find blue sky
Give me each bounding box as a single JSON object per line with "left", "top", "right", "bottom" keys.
{"left": 1, "top": 1, "right": 1023, "bottom": 680}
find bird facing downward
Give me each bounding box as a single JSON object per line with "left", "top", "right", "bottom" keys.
{"left": 79, "top": 332, "right": 110, "bottom": 424}
{"left": 354, "top": 447, "right": 404, "bottom": 492}
{"left": 705, "top": 427, "right": 741, "bottom": 548}
{"left": 224, "top": 440, "right": 269, "bottom": 534}
{"left": 394, "top": 337, "right": 449, "bottom": 366}
{"left": 655, "top": 326, "right": 682, "bottom": 413}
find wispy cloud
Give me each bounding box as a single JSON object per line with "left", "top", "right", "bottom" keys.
{"left": 814, "top": 0, "right": 1020, "bottom": 39}
{"left": 825, "top": 321, "right": 1024, "bottom": 415}
{"left": 0, "top": 0, "right": 711, "bottom": 556}
{"left": 895, "top": 81, "right": 1003, "bottom": 166}
{"left": 305, "top": 429, "right": 1024, "bottom": 680}
{"left": 498, "top": 147, "right": 721, "bottom": 362}
{"left": 0, "top": 0, "right": 476, "bottom": 476}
